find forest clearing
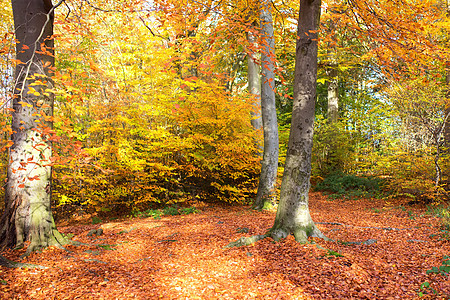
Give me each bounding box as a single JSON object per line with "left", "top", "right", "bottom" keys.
{"left": 1, "top": 0, "right": 450, "bottom": 299}
{"left": 0, "top": 192, "right": 448, "bottom": 299}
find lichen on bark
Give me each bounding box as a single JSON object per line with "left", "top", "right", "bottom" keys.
{"left": 0, "top": 0, "right": 69, "bottom": 255}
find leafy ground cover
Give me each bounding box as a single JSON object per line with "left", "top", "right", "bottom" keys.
{"left": 0, "top": 192, "right": 448, "bottom": 299}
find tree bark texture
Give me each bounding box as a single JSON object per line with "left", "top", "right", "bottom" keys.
{"left": 253, "top": 0, "right": 279, "bottom": 210}
{"left": 326, "top": 64, "right": 338, "bottom": 123}
{"left": 442, "top": 1, "right": 450, "bottom": 185}
{"left": 444, "top": 69, "right": 450, "bottom": 184}
{"left": 269, "top": 0, "right": 326, "bottom": 242}
{"left": 247, "top": 28, "right": 263, "bottom": 153}
{"left": 0, "top": 0, "right": 67, "bottom": 254}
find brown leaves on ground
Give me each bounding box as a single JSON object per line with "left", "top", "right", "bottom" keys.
{"left": 0, "top": 192, "right": 449, "bottom": 299}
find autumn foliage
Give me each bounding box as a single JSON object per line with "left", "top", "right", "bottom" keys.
{"left": 0, "top": 0, "right": 449, "bottom": 298}
{"left": 39, "top": 0, "right": 266, "bottom": 214}
{"left": 0, "top": 1, "right": 448, "bottom": 211}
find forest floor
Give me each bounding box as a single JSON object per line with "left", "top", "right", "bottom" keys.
{"left": 0, "top": 192, "right": 449, "bottom": 299}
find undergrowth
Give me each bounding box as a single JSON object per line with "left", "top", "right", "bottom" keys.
{"left": 426, "top": 205, "right": 450, "bottom": 241}
{"left": 314, "top": 172, "right": 384, "bottom": 200}
{"left": 131, "top": 205, "right": 199, "bottom": 219}
{"left": 427, "top": 206, "right": 450, "bottom": 229}
{"left": 418, "top": 256, "right": 450, "bottom": 298}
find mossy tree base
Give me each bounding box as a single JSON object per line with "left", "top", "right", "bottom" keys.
{"left": 225, "top": 222, "right": 330, "bottom": 248}
{"left": 252, "top": 197, "right": 277, "bottom": 211}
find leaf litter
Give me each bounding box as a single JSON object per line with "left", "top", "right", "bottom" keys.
{"left": 0, "top": 192, "right": 448, "bottom": 299}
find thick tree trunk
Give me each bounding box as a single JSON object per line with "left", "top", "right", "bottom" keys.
{"left": 268, "top": 0, "right": 325, "bottom": 242}
{"left": 247, "top": 29, "right": 263, "bottom": 154}
{"left": 253, "top": 0, "right": 279, "bottom": 210}
{"left": 0, "top": 0, "right": 67, "bottom": 254}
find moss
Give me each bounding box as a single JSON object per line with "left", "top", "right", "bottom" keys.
{"left": 262, "top": 200, "right": 276, "bottom": 211}
{"left": 293, "top": 224, "right": 314, "bottom": 243}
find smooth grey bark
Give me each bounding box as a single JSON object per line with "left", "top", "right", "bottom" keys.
{"left": 326, "top": 61, "right": 338, "bottom": 123}
{"left": 0, "top": 0, "right": 67, "bottom": 255}
{"left": 269, "top": 0, "right": 326, "bottom": 242}
{"left": 324, "top": 50, "right": 340, "bottom": 173}
{"left": 443, "top": 1, "right": 450, "bottom": 186}
{"left": 445, "top": 72, "right": 450, "bottom": 148}
{"left": 252, "top": 0, "right": 279, "bottom": 210}
{"left": 444, "top": 69, "right": 450, "bottom": 191}
{"left": 247, "top": 28, "right": 263, "bottom": 154}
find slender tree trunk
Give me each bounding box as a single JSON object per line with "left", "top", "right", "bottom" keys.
{"left": 325, "top": 50, "right": 340, "bottom": 173}
{"left": 253, "top": 0, "right": 279, "bottom": 210}
{"left": 247, "top": 28, "right": 263, "bottom": 153}
{"left": 326, "top": 62, "right": 338, "bottom": 123}
{"left": 443, "top": 1, "right": 450, "bottom": 186}
{"left": 0, "top": 0, "right": 67, "bottom": 254}
{"left": 444, "top": 68, "right": 450, "bottom": 186}
{"left": 269, "top": 0, "right": 326, "bottom": 242}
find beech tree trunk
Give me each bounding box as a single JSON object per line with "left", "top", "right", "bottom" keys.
{"left": 442, "top": 1, "right": 450, "bottom": 186}
{"left": 444, "top": 69, "right": 450, "bottom": 184}
{"left": 247, "top": 27, "right": 263, "bottom": 153}
{"left": 269, "top": 0, "right": 326, "bottom": 242}
{"left": 325, "top": 50, "right": 340, "bottom": 173}
{"left": 0, "top": 0, "right": 67, "bottom": 254}
{"left": 253, "top": 0, "right": 279, "bottom": 210}
{"left": 326, "top": 62, "right": 338, "bottom": 123}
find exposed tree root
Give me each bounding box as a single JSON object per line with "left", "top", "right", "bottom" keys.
{"left": 225, "top": 223, "right": 332, "bottom": 248}
{"left": 0, "top": 255, "right": 47, "bottom": 269}
{"left": 225, "top": 222, "right": 383, "bottom": 248}
{"left": 22, "top": 230, "right": 71, "bottom": 257}
{"left": 316, "top": 221, "right": 415, "bottom": 231}
{"left": 224, "top": 234, "right": 269, "bottom": 248}
{"left": 21, "top": 237, "right": 85, "bottom": 258}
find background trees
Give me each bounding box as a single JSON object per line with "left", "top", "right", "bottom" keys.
{"left": 0, "top": 0, "right": 448, "bottom": 237}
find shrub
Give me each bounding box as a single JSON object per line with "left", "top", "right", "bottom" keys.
{"left": 314, "top": 172, "right": 383, "bottom": 199}
{"left": 179, "top": 207, "right": 198, "bottom": 215}
{"left": 163, "top": 205, "right": 180, "bottom": 216}
{"left": 442, "top": 209, "right": 450, "bottom": 230}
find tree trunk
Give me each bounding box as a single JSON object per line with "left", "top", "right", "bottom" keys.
{"left": 268, "top": 0, "right": 326, "bottom": 242}
{"left": 0, "top": 0, "right": 67, "bottom": 254}
{"left": 253, "top": 0, "right": 279, "bottom": 210}
{"left": 444, "top": 68, "right": 450, "bottom": 186}
{"left": 442, "top": 1, "right": 450, "bottom": 187}
{"left": 247, "top": 28, "right": 263, "bottom": 154}
{"left": 325, "top": 50, "right": 340, "bottom": 173}
{"left": 326, "top": 63, "right": 338, "bottom": 123}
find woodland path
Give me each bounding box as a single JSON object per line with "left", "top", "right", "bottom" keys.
{"left": 0, "top": 192, "right": 448, "bottom": 299}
